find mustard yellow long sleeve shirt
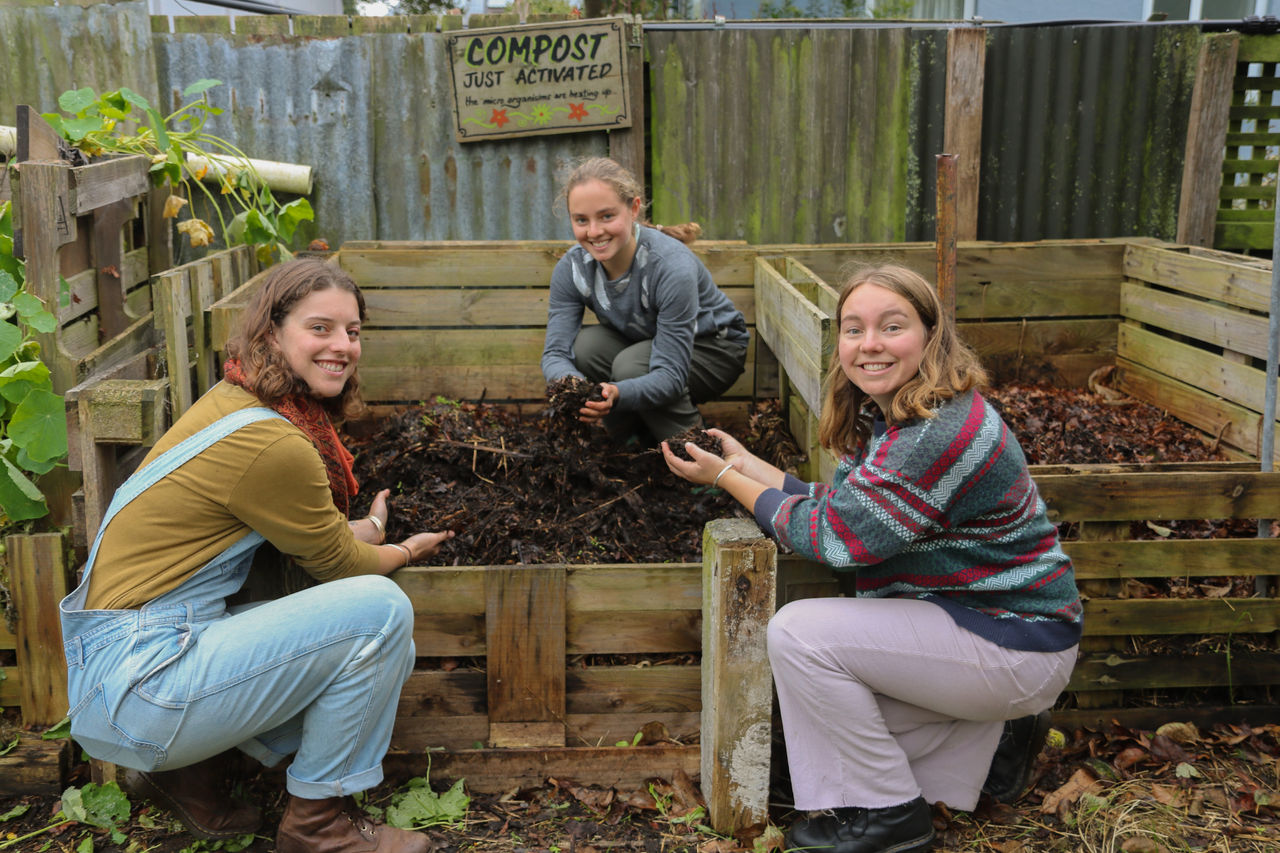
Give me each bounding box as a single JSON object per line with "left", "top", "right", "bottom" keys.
{"left": 86, "top": 382, "right": 381, "bottom": 610}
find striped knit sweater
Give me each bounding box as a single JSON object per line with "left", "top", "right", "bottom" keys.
{"left": 753, "top": 390, "right": 1083, "bottom": 652}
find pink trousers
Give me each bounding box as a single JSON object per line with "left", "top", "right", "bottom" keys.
{"left": 767, "top": 596, "right": 1078, "bottom": 811}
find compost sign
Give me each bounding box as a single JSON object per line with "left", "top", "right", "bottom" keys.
{"left": 446, "top": 18, "right": 631, "bottom": 143}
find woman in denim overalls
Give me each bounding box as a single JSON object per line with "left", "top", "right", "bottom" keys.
{"left": 60, "top": 259, "right": 454, "bottom": 853}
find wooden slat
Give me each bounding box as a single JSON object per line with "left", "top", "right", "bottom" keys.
{"left": 67, "top": 157, "right": 150, "bottom": 215}
{"left": 754, "top": 258, "right": 828, "bottom": 414}
{"left": 944, "top": 26, "right": 986, "bottom": 242}
{"left": 360, "top": 284, "right": 756, "bottom": 327}
{"left": 1121, "top": 281, "right": 1270, "bottom": 360}
{"left": 382, "top": 744, "right": 701, "bottom": 793}
{"left": 1114, "top": 358, "right": 1277, "bottom": 463}
{"left": 60, "top": 245, "right": 150, "bottom": 325}
{"left": 8, "top": 533, "right": 71, "bottom": 726}
{"left": 1082, "top": 598, "right": 1280, "bottom": 636}
{"left": 1179, "top": 32, "right": 1240, "bottom": 246}
{"left": 153, "top": 269, "right": 195, "bottom": 416}
{"left": 956, "top": 277, "right": 1121, "bottom": 320}
{"left": 567, "top": 610, "right": 700, "bottom": 654}
{"left": 701, "top": 518, "right": 775, "bottom": 835}
{"left": 1118, "top": 323, "right": 1278, "bottom": 417}
{"left": 1066, "top": 538, "right": 1280, "bottom": 579}
{"left": 0, "top": 667, "right": 20, "bottom": 708}
{"left": 1038, "top": 468, "right": 1280, "bottom": 522}
{"left": 567, "top": 564, "right": 700, "bottom": 611}
{"left": 1054, "top": 704, "right": 1280, "bottom": 734}
{"left": 566, "top": 666, "right": 701, "bottom": 715}
{"left": 358, "top": 359, "right": 757, "bottom": 405}
{"left": 485, "top": 566, "right": 566, "bottom": 746}
{"left": 1068, "top": 651, "right": 1280, "bottom": 692}
{"left": 1123, "top": 243, "right": 1271, "bottom": 313}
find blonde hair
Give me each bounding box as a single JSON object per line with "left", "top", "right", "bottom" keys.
{"left": 817, "top": 264, "right": 989, "bottom": 456}
{"left": 561, "top": 157, "right": 702, "bottom": 244}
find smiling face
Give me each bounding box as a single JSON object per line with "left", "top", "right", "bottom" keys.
{"left": 837, "top": 282, "right": 931, "bottom": 413}
{"left": 567, "top": 178, "right": 642, "bottom": 279}
{"left": 272, "top": 287, "right": 362, "bottom": 398}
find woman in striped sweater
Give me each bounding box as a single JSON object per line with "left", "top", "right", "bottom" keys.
{"left": 662, "top": 264, "right": 1081, "bottom": 853}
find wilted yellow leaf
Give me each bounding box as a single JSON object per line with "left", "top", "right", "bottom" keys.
{"left": 162, "top": 194, "right": 189, "bottom": 219}
{"left": 176, "top": 218, "right": 214, "bottom": 247}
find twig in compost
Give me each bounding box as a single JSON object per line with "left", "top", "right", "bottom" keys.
{"left": 430, "top": 439, "right": 533, "bottom": 458}
{"left": 567, "top": 485, "right": 644, "bottom": 523}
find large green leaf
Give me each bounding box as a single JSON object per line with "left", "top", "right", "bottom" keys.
{"left": 243, "top": 209, "right": 277, "bottom": 245}
{"left": 9, "top": 388, "right": 67, "bottom": 462}
{"left": 0, "top": 455, "right": 47, "bottom": 520}
{"left": 61, "top": 782, "right": 131, "bottom": 831}
{"left": 118, "top": 87, "right": 152, "bottom": 113}
{"left": 58, "top": 87, "right": 98, "bottom": 115}
{"left": 146, "top": 107, "right": 171, "bottom": 151}
{"left": 0, "top": 321, "right": 22, "bottom": 362}
{"left": 277, "top": 198, "right": 315, "bottom": 243}
{"left": 0, "top": 270, "right": 17, "bottom": 302}
{"left": 183, "top": 79, "right": 223, "bottom": 98}
{"left": 62, "top": 115, "right": 105, "bottom": 142}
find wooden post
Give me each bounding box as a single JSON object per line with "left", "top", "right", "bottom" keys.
{"left": 14, "top": 160, "right": 79, "bottom": 392}
{"left": 701, "top": 518, "right": 776, "bottom": 834}
{"left": 935, "top": 153, "right": 958, "bottom": 320}
{"left": 8, "top": 532, "right": 71, "bottom": 727}
{"left": 609, "top": 16, "right": 645, "bottom": 189}
{"left": 944, "top": 26, "right": 986, "bottom": 242}
{"left": 154, "top": 268, "right": 195, "bottom": 417}
{"left": 1177, "top": 32, "right": 1239, "bottom": 247}
{"left": 485, "top": 565, "right": 567, "bottom": 747}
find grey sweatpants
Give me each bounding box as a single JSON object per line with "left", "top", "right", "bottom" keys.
{"left": 767, "top": 596, "right": 1077, "bottom": 811}
{"left": 572, "top": 323, "right": 746, "bottom": 442}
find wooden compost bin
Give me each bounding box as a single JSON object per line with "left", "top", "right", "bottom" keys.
{"left": 206, "top": 240, "right": 769, "bottom": 794}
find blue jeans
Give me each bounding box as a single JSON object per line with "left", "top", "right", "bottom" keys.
{"left": 60, "top": 406, "right": 416, "bottom": 798}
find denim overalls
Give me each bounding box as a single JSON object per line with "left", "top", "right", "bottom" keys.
{"left": 60, "top": 406, "right": 416, "bottom": 798}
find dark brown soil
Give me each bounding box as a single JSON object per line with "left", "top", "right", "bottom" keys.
{"left": 347, "top": 399, "right": 797, "bottom": 566}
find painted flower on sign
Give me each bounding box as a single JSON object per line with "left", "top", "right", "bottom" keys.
{"left": 490, "top": 108, "right": 510, "bottom": 129}
{"left": 530, "top": 104, "right": 553, "bottom": 126}
{"left": 568, "top": 103, "right": 588, "bottom": 122}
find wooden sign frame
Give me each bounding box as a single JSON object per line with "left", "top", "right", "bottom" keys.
{"left": 446, "top": 18, "right": 632, "bottom": 143}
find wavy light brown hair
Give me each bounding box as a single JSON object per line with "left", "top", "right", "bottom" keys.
{"left": 818, "top": 264, "right": 989, "bottom": 456}
{"left": 561, "top": 157, "right": 702, "bottom": 244}
{"left": 224, "top": 257, "right": 368, "bottom": 421}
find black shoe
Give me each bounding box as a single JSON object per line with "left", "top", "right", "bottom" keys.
{"left": 981, "top": 710, "right": 1053, "bottom": 804}
{"left": 784, "top": 796, "right": 934, "bottom": 853}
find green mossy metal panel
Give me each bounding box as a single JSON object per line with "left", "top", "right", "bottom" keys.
{"left": 979, "top": 23, "right": 1200, "bottom": 241}
{"left": 0, "top": 1, "right": 159, "bottom": 126}
{"left": 648, "top": 26, "right": 916, "bottom": 245}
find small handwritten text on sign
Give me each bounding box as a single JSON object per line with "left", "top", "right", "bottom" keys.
{"left": 447, "top": 18, "right": 631, "bottom": 143}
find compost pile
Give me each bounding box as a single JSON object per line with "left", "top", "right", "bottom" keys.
{"left": 347, "top": 377, "right": 1246, "bottom": 567}
{"left": 348, "top": 395, "right": 800, "bottom": 566}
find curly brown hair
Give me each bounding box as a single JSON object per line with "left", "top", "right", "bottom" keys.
{"left": 818, "top": 264, "right": 989, "bottom": 456}
{"left": 224, "top": 257, "right": 368, "bottom": 421}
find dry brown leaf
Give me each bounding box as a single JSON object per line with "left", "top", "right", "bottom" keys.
{"left": 670, "top": 767, "right": 703, "bottom": 812}
{"left": 993, "top": 841, "right": 1031, "bottom": 853}
{"left": 1200, "top": 787, "right": 1231, "bottom": 809}
{"left": 1114, "top": 746, "right": 1148, "bottom": 770}
{"left": 1119, "top": 837, "right": 1166, "bottom": 853}
{"left": 1040, "top": 768, "right": 1104, "bottom": 816}
{"left": 569, "top": 785, "right": 615, "bottom": 809}
{"left": 176, "top": 217, "right": 214, "bottom": 247}
{"left": 162, "top": 194, "right": 189, "bottom": 218}
{"left": 1149, "top": 734, "right": 1190, "bottom": 764}
{"left": 1155, "top": 722, "right": 1201, "bottom": 744}
{"left": 697, "top": 839, "right": 741, "bottom": 853}
{"left": 1150, "top": 783, "right": 1187, "bottom": 807}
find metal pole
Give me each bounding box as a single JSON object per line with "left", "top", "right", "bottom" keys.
{"left": 1257, "top": 177, "right": 1280, "bottom": 595}
{"left": 935, "top": 154, "right": 958, "bottom": 322}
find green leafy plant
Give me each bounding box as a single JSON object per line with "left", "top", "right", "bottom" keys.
{"left": 380, "top": 776, "right": 470, "bottom": 831}
{"left": 0, "top": 781, "right": 131, "bottom": 850}
{"left": 0, "top": 201, "right": 67, "bottom": 524}
{"left": 41, "top": 81, "right": 313, "bottom": 265}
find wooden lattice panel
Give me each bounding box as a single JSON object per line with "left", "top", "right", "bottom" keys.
{"left": 1218, "top": 35, "right": 1280, "bottom": 250}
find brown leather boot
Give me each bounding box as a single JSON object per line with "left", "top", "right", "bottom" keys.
{"left": 276, "top": 795, "right": 431, "bottom": 853}
{"left": 122, "top": 751, "right": 261, "bottom": 840}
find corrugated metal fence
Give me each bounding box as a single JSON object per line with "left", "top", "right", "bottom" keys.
{"left": 1, "top": 6, "right": 1215, "bottom": 247}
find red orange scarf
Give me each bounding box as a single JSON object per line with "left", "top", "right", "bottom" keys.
{"left": 222, "top": 357, "right": 359, "bottom": 516}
